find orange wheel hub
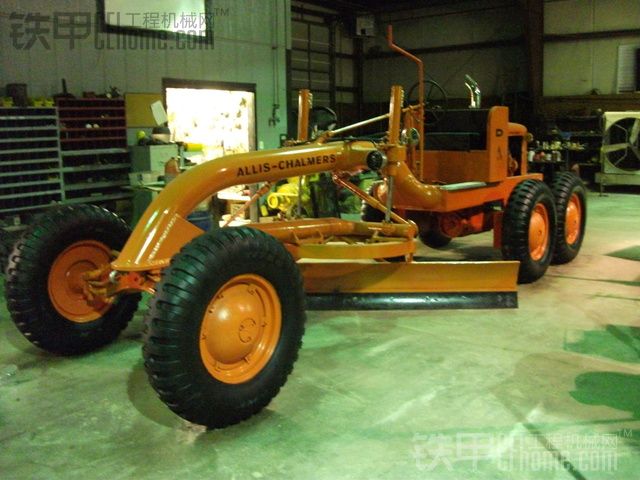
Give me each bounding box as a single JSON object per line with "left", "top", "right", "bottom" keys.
{"left": 47, "top": 240, "right": 113, "bottom": 323}
{"left": 529, "top": 203, "right": 549, "bottom": 261}
{"left": 565, "top": 193, "right": 582, "bottom": 245}
{"left": 199, "top": 274, "right": 281, "bottom": 384}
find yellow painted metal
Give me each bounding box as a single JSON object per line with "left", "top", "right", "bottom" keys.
{"left": 509, "top": 121, "right": 529, "bottom": 175}
{"left": 112, "top": 141, "right": 378, "bottom": 271}
{"left": 110, "top": 80, "right": 529, "bottom": 282}
{"left": 387, "top": 25, "right": 424, "bottom": 181}
{"left": 320, "top": 103, "right": 422, "bottom": 141}
{"left": 297, "top": 89, "right": 312, "bottom": 141}
{"left": 287, "top": 240, "right": 414, "bottom": 260}
{"left": 418, "top": 107, "right": 531, "bottom": 185}
{"left": 387, "top": 85, "right": 404, "bottom": 145}
{"left": 265, "top": 178, "right": 310, "bottom": 216}
{"left": 113, "top": 209, "right": 205, "bottom": 271}
{"left": 99, "top": 21, "right": 539, "bottom": 310}
{"left": 110, "top": 128, "right": 438, "bottom": 272}
{"left": 249, "top": 218, "right": 416, "bottom": 243}
{"left": 379, "top": 161, "right": 443, "bottom": 210}
{"left": 199, "top": 273, "right": 281, "bottom": 384}
{"left": 332, "top": 175, "right": 409, "bottom": 226}
{"left": 48, "top": 240, "right": 113, "bottom": 322}
{"left": 300, "top": 261, "right": 519, "bottom": 294}
{"left": 484, "top": 107, "right": 510, "bottom": 182}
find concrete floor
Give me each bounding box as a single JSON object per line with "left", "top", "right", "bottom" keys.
{"left": 0, "top": 191, "right": 639, "bottom": 480}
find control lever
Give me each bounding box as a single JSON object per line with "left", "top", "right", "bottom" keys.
{"left": 464, "top": 74, "right": 481, "bottom": 108}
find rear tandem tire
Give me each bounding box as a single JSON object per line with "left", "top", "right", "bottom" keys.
{"left": 550, "top": 172, "right": 587, "bottom": 265}
{"left": 501, "top": 180, "right": 557, "bottom": 284}
{"left": 418, "top": 227, "right": 452, "bottom": 249}
{"left": 143, "top": 227, "right": 306, "bottom": 428}
{"left": 4, "top": 205, "right": 141, "bottom": 355}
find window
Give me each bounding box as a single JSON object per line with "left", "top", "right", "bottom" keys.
{"left": 164, "top": 80, "right": 256, "bottom": 163}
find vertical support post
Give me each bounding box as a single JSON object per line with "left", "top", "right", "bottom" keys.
{"left": 297, "top": 89, "right": 312, "bottom": 141}
{"left": 385, "top": 176, "right": 394, "bottom": 223}
{"left": 387, "top": 25, "right": 424, "bottom": 181}
{"left": 387, "top": 85, "right": 404, "bottom": 144}
{"left": 297, "top": 176, "right": 303, "bottom": 218}
{"left": 385, "top": 85, "right": 404, "bottom": 223}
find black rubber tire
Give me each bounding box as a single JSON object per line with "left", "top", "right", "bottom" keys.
{"left": 501, "top": 180, "right": 557, "bottom": 284}
{"left": 418, "top": 219, "right": 452, "bottom": 249}
{"left": 550, "top": 172, "right": 587, "bottom": 265}
{"left": 4, "top": 205, "right": 141, "bottom": 355}
{"left": 143, "top": 227, "right": 306, "bottom": 428}
{"left": 360, "top": 181, "right": 385, "bottom": 222}
{"left": 419, "top": 229, "right": 451, "bottom": 248}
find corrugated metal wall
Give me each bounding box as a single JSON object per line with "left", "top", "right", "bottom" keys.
{"left": 544, "top": 0, "right": 640, "bottom": 96}
{"left": 288, "top": 3, "right": 359, "bottom": 133}
{"left": 362, "top": 0, "right": 527, "bottom": 103}
{"left": 362, "top": 0, "right": 640, "bottom": 102}
{"left": 0, "top": 0, "right": 290, "bottom": 149}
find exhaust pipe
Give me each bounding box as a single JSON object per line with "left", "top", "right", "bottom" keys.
{"left": 465, "top": 74, "right": 481, "bottom": 108}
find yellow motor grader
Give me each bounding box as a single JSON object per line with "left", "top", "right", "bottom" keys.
{"left": 4, "top": 27, "right": 586, "bottom": 428}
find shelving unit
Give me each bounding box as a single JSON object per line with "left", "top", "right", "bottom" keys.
{"left": 0, "top": 107, "right": 63, "bottom": 216}
{"left": 56, "top": 98, "right": 132, "bottom": 209}
{"left": 533, "top": 114, "right": 602, "bottom": 183}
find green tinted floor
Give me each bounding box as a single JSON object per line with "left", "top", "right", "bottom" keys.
{"left": 1, "top": 191, "right": 639, "bottom": 479}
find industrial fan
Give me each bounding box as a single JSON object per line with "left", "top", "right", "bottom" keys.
{"left": 597, "top": 112, "right": 640, "bottom": 186}
{"left": 600, "top": 112, "right": 640, "bottom": 172}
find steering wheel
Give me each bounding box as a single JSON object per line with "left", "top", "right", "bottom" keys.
{"left": 310, "top": 106, "right": 337, "bottom": 138}
{"left": 406, "top": 79, "right": 448, "bottom": 128}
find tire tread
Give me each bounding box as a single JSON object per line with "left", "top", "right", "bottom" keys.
{"left": 143, "top": 227, "right": 305, "bottom": 428}
{"left": 550, "top": 172, "right": 587, "bottom": 264}
{"left": 4, "top": 204, "right": 140, "bottom": 355}
{"left": 501, "top": 180, "right": 557, "bottom": 283}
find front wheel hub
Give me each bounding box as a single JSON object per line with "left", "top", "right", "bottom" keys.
{"left": 199, "top": 274, "right": 282, "bottom": 384}
{"left": 47, "top": 240, "right": 113, "bottom": 323}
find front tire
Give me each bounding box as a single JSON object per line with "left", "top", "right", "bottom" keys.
{"left": 550, "top": 172, "right": 586, "bottom": 264}
{"left": 143, "top": 227, "right": 306, "bottom": 428}
{"left": 501, "top": 180, "right": 557, "bottom": 284}
{"left": 5, "top": 205, "right": 141, "bottom": 355}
